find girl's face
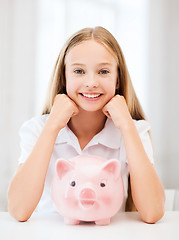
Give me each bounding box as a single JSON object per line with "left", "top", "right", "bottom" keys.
{"left": 65, "top": 40, "right": 118, "bottom": 112}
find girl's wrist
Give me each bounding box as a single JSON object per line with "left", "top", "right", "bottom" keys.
{"left": 119, "top": 118, "right": 136, "bottom": 135}
{"left": 44, "top": 118, "right": 62, "bottom": 137}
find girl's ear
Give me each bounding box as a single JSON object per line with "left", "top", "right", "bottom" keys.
{"left": 56, "top": 159, "right": 74, "bottom": 180}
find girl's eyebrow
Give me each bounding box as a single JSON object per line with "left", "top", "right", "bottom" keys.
{"left": 70, "top": 62, "right": 113, "bottom": 67}
{"left": 97, "top": 62, "right": 113, "bottom": 67}
{"left": 71, "top": 63, "right": 85, "bottom": 66}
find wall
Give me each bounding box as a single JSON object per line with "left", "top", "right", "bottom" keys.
{"left": 0, "top": 0, "right": 37, "bottom": 210}
{"left": 148, "top": 0, "right": 179, "bottom": 189}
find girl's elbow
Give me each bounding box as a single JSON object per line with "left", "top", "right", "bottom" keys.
{"left": 8, "top": 201, "right": 31, "bottom": 222}
{"left": 141, "top": 192, "right": 166, "bottom": 224}
{"left": 9, "top": 209, "right": 31, "bottom": 222}
{"left": 13, "top": 213, "right": 30, "bottom": 222}
{"left": 142, "top": 206, "right": 165, "bottom": 224}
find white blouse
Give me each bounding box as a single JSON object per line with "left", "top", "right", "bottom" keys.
{"left": 18, "top": 114, "right": 154, "bottom": 213}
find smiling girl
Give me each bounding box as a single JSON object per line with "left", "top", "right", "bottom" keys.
{"left": 8, "top": 26, "right": 165, "bottom": 223}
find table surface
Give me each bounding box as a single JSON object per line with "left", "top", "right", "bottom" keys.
{"left": 0, "top": 211, "right": 179, "bottom": 240}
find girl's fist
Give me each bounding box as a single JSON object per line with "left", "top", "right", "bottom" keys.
{"left": 47, "top": 94, "right": 79, "bottom": 131}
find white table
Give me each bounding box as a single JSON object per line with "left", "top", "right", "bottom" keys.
{"left": 0, "top": 211, "right": 178, "bottom": 240}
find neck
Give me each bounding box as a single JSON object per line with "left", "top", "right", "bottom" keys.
{"left": 68, "top": 109, "right": 107, "bottom": 139}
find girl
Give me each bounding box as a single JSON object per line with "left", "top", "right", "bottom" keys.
{"left": 8, "top": 26, "right": 165, "bottom": 223}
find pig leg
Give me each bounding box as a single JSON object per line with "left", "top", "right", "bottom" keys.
{"left": 95, "top": 218, "right": 110, "bottom": 225}
{"left": 64, "top": 217, "right": 80, "bottom": 225}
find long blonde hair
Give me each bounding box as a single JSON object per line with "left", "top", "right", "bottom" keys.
{"left": 42, "top": 26, "right": 145, "bottom": 211}
{"left": 42, "top": 26, "right": 145, "bottom": 121}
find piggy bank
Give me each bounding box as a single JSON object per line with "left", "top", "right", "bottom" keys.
{"left": 51, "top": 155, "right": 124, "bottom": 225}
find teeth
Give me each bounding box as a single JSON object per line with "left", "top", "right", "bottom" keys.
{"left": 81, "top": 93, "right": 101, "bottom": 98}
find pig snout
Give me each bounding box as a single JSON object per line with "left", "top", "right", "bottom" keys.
{"left": 79, "top": 188, "right": 96, "bottom": 209}
{"left": 80, "top": 188, "right": 96, "bottom": 199}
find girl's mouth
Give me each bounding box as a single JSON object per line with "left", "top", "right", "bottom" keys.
{"left": 79, "top": 93, "right": 102, "bottom": 100}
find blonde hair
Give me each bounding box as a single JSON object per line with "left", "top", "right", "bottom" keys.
{"left": 42, "top": 26, "right": 145, "bottom": 121}
{"left": 42, "top": 26, "right": 146, "bottom": 211}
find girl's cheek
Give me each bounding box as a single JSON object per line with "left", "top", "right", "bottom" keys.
{"left": 66, "top": 82, "right": 75, "bottom": 96}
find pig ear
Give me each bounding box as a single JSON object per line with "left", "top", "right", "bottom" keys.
{"left": 56, "top": 159, "right": 74, "bottom": 180}
{"left": 102, "top": 159, "right": 121, "bottom": 181}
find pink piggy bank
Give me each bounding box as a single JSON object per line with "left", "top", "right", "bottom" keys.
{"left": 51, "top": 155, "right": 124, "bottom": 225}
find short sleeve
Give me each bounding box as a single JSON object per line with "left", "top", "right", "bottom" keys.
{"left": 120, "top": 120, "right": 154, "bottom": 164}
{"left": 18, "top": 115, "right": 48, "bottom": 164}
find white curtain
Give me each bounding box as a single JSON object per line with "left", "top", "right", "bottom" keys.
{"left": 0, "top": 0, "right": 37, "bottom": 211}
{"left": 147, "top": 0, "right": 179, "bottom": 189}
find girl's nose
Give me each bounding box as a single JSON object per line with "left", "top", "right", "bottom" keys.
{"left": 84, "top": 74, "right": 99, "bottom": 88}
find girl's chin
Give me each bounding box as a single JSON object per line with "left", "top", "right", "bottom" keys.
{"left": 77, "top": 106, "right": 104, "bottom": 113}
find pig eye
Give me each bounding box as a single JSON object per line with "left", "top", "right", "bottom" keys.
{"left": 100, "top": 182, "right": 106, "bottom": 187}
{"left": 70, "top": 181, "right": 76, "bottom": 187}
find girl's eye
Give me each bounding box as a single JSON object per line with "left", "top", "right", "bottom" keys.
{"left": 74, "top": 69, "right": 84, "bottom": 74}
{"left": 70, "top": 181, "right": 76, "bottom": 187}
{"left": 99, "top": 69, "right": 109, "bottom": 75}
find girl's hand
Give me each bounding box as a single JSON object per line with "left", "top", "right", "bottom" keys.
{"left": 102, "top": 95, "right": 133, "bottom": 131}
{"left": 47, "top": 94, "right": 79, "bottom": 132}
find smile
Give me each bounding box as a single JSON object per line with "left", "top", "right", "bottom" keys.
{"left": 80, "top": 93, "right": 102, "bottom": 99}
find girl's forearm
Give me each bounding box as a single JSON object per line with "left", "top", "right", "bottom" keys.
{"left": 121, "top": 121, "right": 165, "bottom": 223}
{"left": 8, "top": 121, "right": 59, "bottom": 222}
